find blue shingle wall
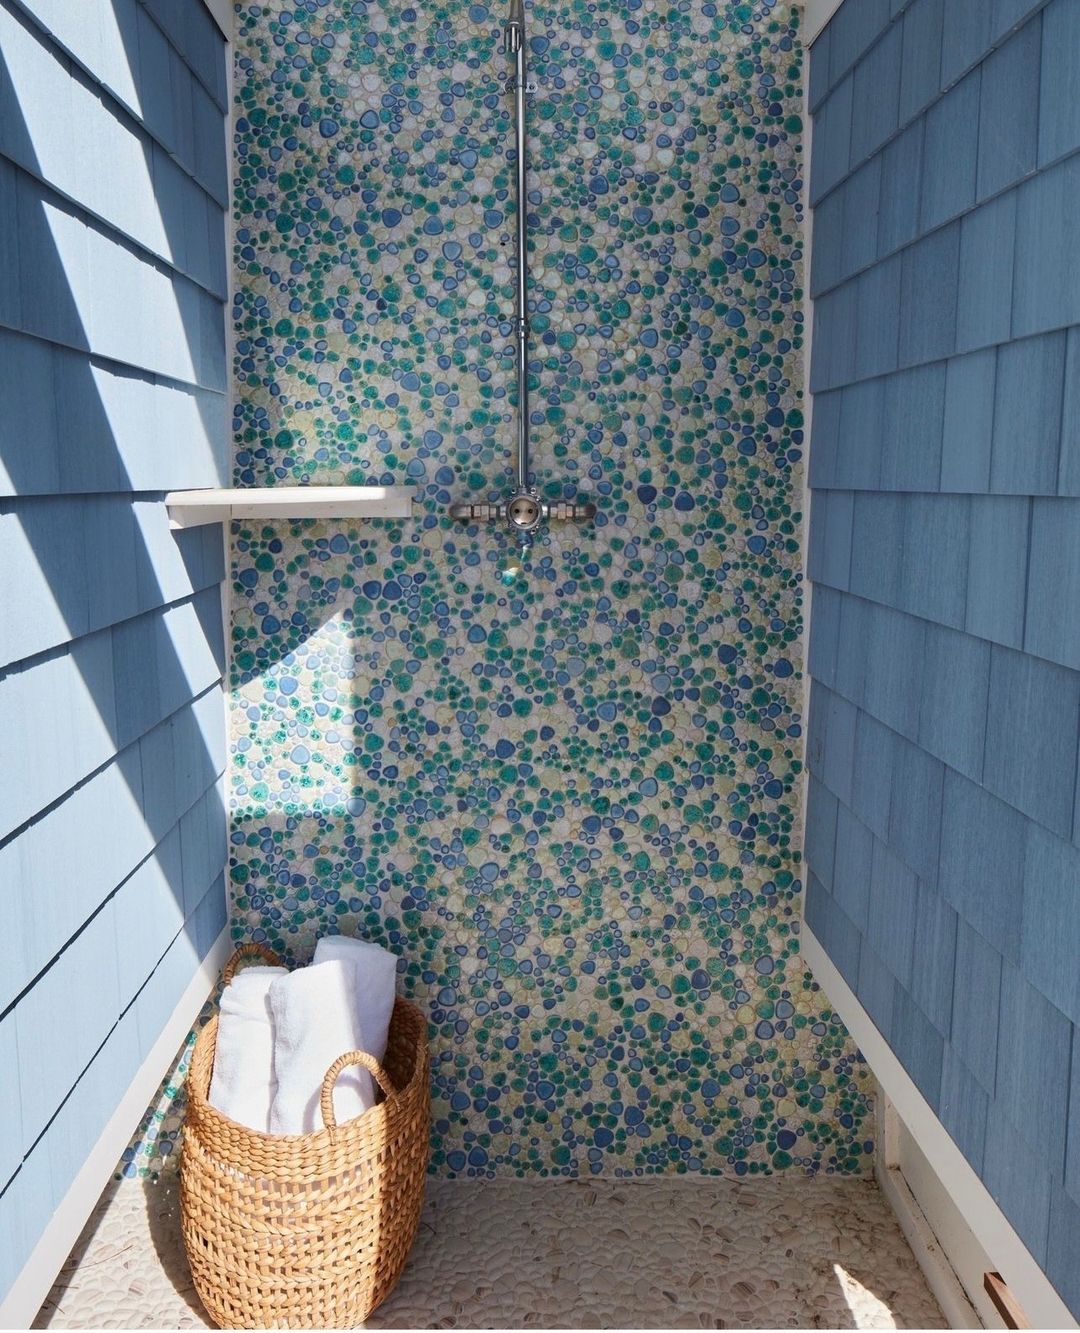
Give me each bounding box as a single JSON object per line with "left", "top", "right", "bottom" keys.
{"left": 806, "top": 0, "right": 1080, "bottom": 1314}
{"left": 0, "top": 0, "right": 228, "bottom": 1305}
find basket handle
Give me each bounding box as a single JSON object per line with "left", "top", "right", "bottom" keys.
{"left": 222, "top": 942, "right": 284, "bottom": 985}
{"left": 320, "top": 1050, "right": 396, "bottom": 1130}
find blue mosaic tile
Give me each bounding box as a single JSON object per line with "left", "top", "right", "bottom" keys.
{"left": 123, "top": 0, "right": 871, "bottom": 1181}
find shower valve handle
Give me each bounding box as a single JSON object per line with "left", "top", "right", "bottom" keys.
{"left": 448, "top": 495, "right": 597, "bottom": 530}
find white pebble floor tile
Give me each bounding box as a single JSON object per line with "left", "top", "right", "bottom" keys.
{"left": 35, "top": 1174, "right": 946, "bottom": 1330}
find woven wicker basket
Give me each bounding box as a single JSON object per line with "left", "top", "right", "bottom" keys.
{"left": 180, "top": 943, "right": 430, "bottom": 1329}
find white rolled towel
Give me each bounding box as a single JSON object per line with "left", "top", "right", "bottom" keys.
{"left": 267, "top": 959, "right": 375, "bottom": 1134}
{"left": 207, "top": 965, "right": 287, "bottom": 1132}
{"left": 313, "top": 933, "right": 398, "bottom": 1063}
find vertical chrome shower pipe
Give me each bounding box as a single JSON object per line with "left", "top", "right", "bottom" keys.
{"left": 447, "top": 1, "right": 595, "bottom": 538}
{"left": 504, "top": 0, "right": 529, "bottom": 492}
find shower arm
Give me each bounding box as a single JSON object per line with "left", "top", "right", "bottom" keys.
{"left": 448, "top": 0, "right": 596, "bottom": 539}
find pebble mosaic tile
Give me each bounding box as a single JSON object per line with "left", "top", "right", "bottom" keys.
{"left": 39, "top": 1175, "right": 946, "bottom": 1329}
{"left": 123, "top": 0, "right": 873, "bottom": 1180}
{"left": 119, "top": 998, "right": 216, "bottom": 1179}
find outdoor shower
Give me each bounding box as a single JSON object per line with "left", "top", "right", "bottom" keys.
{"left": 448, "top": 0, "right": 597, "bottom": 547}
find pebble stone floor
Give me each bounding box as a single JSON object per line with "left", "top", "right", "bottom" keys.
{"left": 35, "top": 1175, "right": 945, "bottom": 1329}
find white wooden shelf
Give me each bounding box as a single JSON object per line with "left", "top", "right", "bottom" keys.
{"left": 164, "top": 486, "right": 417, "bottom": 529}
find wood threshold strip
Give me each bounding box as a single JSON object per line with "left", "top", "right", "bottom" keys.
{"left": 984, "top": 1270, "right": 1031, "bottom": 1329}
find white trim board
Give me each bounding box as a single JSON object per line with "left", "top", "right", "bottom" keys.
{"left": 201, "top": 0, "right": 232, "bottom": 40}
{"left": 166, "top": 485, "right": 417, "bottom": 528}
{"left": 878, "top": 1162, "right": 984, "bottom": 1327}
{"left": 0, "top": 926, "right": 231, "bottom": 1331}
{"left": 801, "top": 925, "right": 1078, "bottom": 1330}
{"left": 874, "top": 1095, "right": 988, "bottom": 1328}
{"left": 805, "top": 0, "right": 844, "bottom": 45}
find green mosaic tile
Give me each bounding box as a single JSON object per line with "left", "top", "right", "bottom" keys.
{"left": 123, "top": 0, "right": 872, "bottom": 1181}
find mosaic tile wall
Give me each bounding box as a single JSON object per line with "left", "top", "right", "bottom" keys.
{"left": 125, "top": 0, "right": 873, "bottom": 1180}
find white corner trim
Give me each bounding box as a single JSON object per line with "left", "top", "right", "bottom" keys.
{"left": 201, "top": 0, "right": 232, "bottom": 40}
{"left": 874, "top": 1094, "right": 984, "bottom": 1329}
{"left": 0, "top": 926, "right": 231, "bottom": 1331}
{"left": 878, "top": 1162, "right": 984, "bottom": 1327}
{"left": 801, "top": 925, "right": 1079, "bottom": 1331}
{"left": 805, "top": 0, "right": 845, "bottom": 45}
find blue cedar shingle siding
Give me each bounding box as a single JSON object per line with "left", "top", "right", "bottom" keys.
{"left": 950, "top": 917, "right": 1003, "bottom": 1094}
{"left": 911, "top": 883, "right": 958, "bottom": 1035}
{"left": 880, "top": 363, "right": 946, "bottom": 491}
{"left": 966, "top": 493, "right": 1030, "bottom": 648}
{"left": 917, "top": 621, "right": 990, "bottom": 780}
{"left": 807, "top": 0, "right": 1080, "bottom": 1315}
{"left": 898, "top": 222, "right": 959, "bottom": 366}
{"left": 941, "top": 348, "right": 995, "bottom": 489}
{"left": 855, "top": 254, "right": 902, "bottom": 380}
{"left": 856, "top": 938, "right": 898, "bottom": 1035}
{"left": 956, "top": 192, "right": 1016, "bottom": 354}
{"left": 1057, "top": 328, "right": 1080, "bottom": 490}
{"left": 939, "top": 1045, "right": 989, "bottom": 1171}
{"left": 976, "top": 18, "right": 1040, "bottom": 202}
{"left": 1068, "top": 1035, "right": 1080, "bottom": 1198}
{"left": 809, "top": 76, "right": 853, "bottom": 207}
{"left": 1021, "top": 825, "right": 1080, "bottom": 1026}
{"left": 940, "top": 0, "right": 991, "bottom": 88}
{"left": 1024, "top": 497, "right": 1080, "bottom": 669}
{"left": 850, "top": 21, "right": 902, "bottom": 166}
{"left": 842, "top": 157, "right": 882, "bottom": 278}
{"left": 838, "top": 379, "right": 885, "bottom": 487}
{"left": 833, "top": 802, "right": 874, "bottom": 933}
{"left": 1039, "top": 0, "right": 1080, "bottom": 169}
{"left": 920, "top": 67, "right": 979, "bottom": 231}
{"left": 0, "top": 0, "right": 228, "bottom": 1305}
{"left": 990, "top": 0, "right": 1046, "bottom": 45}
{"left": 1013, "top": 154, "right": 1080, "bottom": 340}
{"left": 983, "top": 647, "right": 1080, "bottom": 837}
{"left": 990, "top": 331, "right": 1065, "bottom": 495}
{"left": 995, "top": 965, "right": 1072, "bottom": 1178}
{"left": 983, "top": 1104, "right": 1052, "bottom": 1263}
{"left": 898, "top": 0, "right": 944, "bottom": 125}
{"left": 828, "top": 0, "right": 891, "bottom": 85}
{"left": 877, "top": 120, "right": 924, "bottom": 257}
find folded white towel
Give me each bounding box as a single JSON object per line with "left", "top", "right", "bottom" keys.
{"left": 313, "top": 934, "right": 398, "bottom": 1063}
{"left": 267, "top": 960, "right": 375, "bottom": 1134}
{"left": 207, "top": 965, "right": 287, "bottom": 1132}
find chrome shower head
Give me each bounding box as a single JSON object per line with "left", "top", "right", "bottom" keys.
{"left": 502, "top": 0, "right": 523, "bottom": 53}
